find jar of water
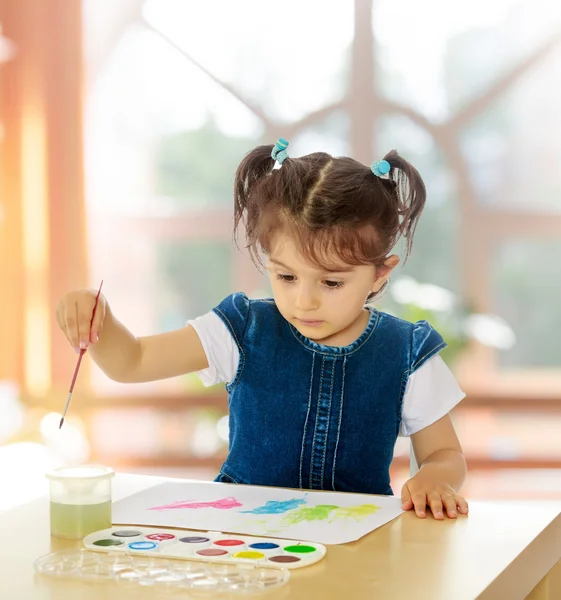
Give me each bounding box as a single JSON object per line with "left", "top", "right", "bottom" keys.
{"left": 46, "top": 465, "right": 114, "bottom": 539}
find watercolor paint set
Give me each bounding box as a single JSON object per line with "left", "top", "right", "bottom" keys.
{"left": 33, "top": 525, "right": 325, "bottom": 591}
{"left": 82, "top": 525, "right": 327, "bottom": 569}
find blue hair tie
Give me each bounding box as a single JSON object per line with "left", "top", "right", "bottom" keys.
{"left": 371, "top": 159, "right": 391, "bottom": 177}
{"left": 271, "top": 137, "right": 289, "bottom": 164}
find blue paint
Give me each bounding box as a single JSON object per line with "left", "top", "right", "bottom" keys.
{"left": 241, "top": 498, "right": 307, "bottom": 515}
{"left": 249, "top": 542, "right": 280, "bottom": 550}
{"left": 128, "top": 541, "right": 158, "bottom": 551}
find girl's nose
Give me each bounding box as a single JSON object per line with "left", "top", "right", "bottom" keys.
{"left": 294, "top": 285, "right": 319, "bottom": 311}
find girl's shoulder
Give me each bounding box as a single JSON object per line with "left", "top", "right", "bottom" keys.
{"left": 375, "top": 309, "right": 440, "bottom": 336}
{"left": 374, "top": 310, "right": 447, "bottom": 370}
{"left": 211, "top": 292, "right": 282, "bottom": 341}
{"left": 213, "top": 292, "right": 278, "bottom": 318}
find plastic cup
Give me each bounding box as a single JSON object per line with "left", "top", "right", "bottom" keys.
{"left": 46, "top": 465, "right": 115, "bottom": 539}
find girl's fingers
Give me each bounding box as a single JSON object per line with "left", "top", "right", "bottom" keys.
{"left": 64, "top": 302, "right": 81, "bottom": 349}
{"left": 441, "top": 493, "right": 458, "bottom": 518}
{"left": 77, "top": 303, "right": 93, "bottom": 349}
{"left": 90, "top": 299, "right": 106, "bottom": 343}
{"left": 455, "top": 495, "right": 469, "bottom": 515}
{"left": 411, "top": 492, "right": 428, "bottom": 518}
{"left": 400, "top": 484, "right": 413, "bottom": 510}
{"left": 428, "top": 492, "right": 444, "bottom": 520}
{"left": 56, "top": 291, "right": 106, "bottom": 350}
{"left": 399, "top": 480, "right": 468, "bottom": 520}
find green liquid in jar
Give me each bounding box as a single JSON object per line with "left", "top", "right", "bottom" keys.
{"left": 50, "top": 500, "right": 112, "bottom": 539}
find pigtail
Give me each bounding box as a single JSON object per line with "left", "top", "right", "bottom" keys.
{"left": 383, "top": 149, "right": 426, "bottom": 261}
{"left": 233, "top": 144, "right": 276, "bottom": 250}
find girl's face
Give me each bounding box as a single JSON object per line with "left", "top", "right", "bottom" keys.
{"left": 266, "top": 233, "right": 398, "bottom": 347}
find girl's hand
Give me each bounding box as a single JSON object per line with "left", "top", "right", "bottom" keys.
{"left": 401, "top": 466, "right": 469, "bottom": 520}
{"left": 55, "top": 289, "right": 108, "bottom": 352}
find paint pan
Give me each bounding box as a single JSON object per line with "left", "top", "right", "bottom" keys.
{"left": 83, "top": 526, "right": 327, "bottom": 570}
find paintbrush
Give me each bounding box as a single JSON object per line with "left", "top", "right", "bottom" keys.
{"left": 59, "top": 280, "right": 104, "bottom": 429}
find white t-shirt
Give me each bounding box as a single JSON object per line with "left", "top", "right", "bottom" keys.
{"left": 188, "top": 311, "right": 465, "bottom": 437}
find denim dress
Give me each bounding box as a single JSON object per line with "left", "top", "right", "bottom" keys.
{"left": 212, "top": 293, "right": 446, "bottom": 496}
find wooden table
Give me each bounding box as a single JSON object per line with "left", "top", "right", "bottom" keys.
{"left": 1, "top": 473, "right": 561, "bottom": 599}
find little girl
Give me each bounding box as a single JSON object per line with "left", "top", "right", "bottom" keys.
{"left": 56, "top": 139, "right": 468, "bottom": 520}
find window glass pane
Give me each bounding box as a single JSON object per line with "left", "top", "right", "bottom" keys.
{"left": 376, "top": 0, "right": 561, "bottom": 212}
{"left": 377, "top": 0, "right": 560, "bottom": 119}
{"left": 142, "top": 0, "right": 352, "bottom": 122}
{"left": 154, "top": 122, "right": 254, "bottom": 212}
{"left": 156, "top": 240, "right": 232, "bottom": 328}
{"left": 376, "top": 115, "right": 460, "bottom": 294}
{"left": 459, "top": 46, "right": 561, "bottom": 212}
{"left": 85, "top": 26, "right": 260, "bottom": 217}
{"left": 494, "top": 239, "right": 561, "bottom": 368}
{"left": 292, "top": 110, "right": 350, "bottom": 157}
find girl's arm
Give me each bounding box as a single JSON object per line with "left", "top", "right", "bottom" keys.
{"left": 88, "top": 305, "right": 209, "bottom": 383}
{"left": 401, "top": 414, "right": 468, "bottom": 519}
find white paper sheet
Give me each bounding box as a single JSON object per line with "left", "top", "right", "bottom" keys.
{"left": 112, "top": 481, "right": 404, "bottom": 545}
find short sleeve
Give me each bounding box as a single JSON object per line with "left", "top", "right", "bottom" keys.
{"left": 400, "top": 354, "right": 466, "bottom": 437}
{"left": 411, "top": 320, "right": 447, "bottom": 372}
{"left": 212, "top": 292, "right": 251, "bottom": 351}
{"left": 187, "top": 311, "right": 240, "bottom": 386}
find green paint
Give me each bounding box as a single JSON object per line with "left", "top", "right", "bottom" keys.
{"left": 280, "top": 504, "right": 339, "bottom": 526}
{"left": 279, "top": 503, "right": 380, "bottom": 526}
{"left": 283, "top": 544, "right": 316, "bottom": 553}
{"left": 331, "top": 504, "right": 380, "bottom": 520}
{"left": 93, "top": 538, "right": 123, "bottom": 547}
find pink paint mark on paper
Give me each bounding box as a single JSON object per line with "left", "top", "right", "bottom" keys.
{"left": 148, "top": 496, "right": 243, "bottom": 511}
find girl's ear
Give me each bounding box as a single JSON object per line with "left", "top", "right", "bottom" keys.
{"left": 371, "top": 255, "right": 399, "bottom": 292}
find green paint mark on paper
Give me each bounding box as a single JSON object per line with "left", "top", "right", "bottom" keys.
{"left": 331, "top": 504, "right": 380, "bottom": 520}
{"left": 279, "top": 503, "right": 380, "bottom": 526}
{"left": 280, "top": 505, "right": 339, "bottom": 526}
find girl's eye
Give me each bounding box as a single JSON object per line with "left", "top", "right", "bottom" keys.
{"left": 277, "top": 274, "right": 296, "bottom": 283}
{"left": 324, "top": 280, "right": 344, "bottom": 289}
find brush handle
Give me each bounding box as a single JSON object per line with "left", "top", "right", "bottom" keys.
{"left": 68, "top": 349, "right": 86, "bottom": 395}
{"left": 60, "top": 280, "right": 104, "bottom": 426}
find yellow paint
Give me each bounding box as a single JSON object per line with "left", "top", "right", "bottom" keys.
{"left": 331, "top": 504, "right": 380, "bottom": 519}
{"left": 232, "top": 551, "right": 265, "bottom": 560}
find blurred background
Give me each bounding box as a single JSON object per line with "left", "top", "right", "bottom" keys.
{"left": 0, "top": 0, "right": 560, "bottom": 511}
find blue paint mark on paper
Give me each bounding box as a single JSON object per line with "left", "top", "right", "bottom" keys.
{"left": 240, "top": 498, "right": 307, "bottom": 515}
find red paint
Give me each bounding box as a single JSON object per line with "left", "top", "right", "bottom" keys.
{"left": 148, "top": 496, "right": 242, "bottom": 511}
{"left": 214, "top": 539, "right": 245, "bottom": 547}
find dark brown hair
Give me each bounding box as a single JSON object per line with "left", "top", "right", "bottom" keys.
{"left": 233, "top": 144, "right": 426, "bottom": 276}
